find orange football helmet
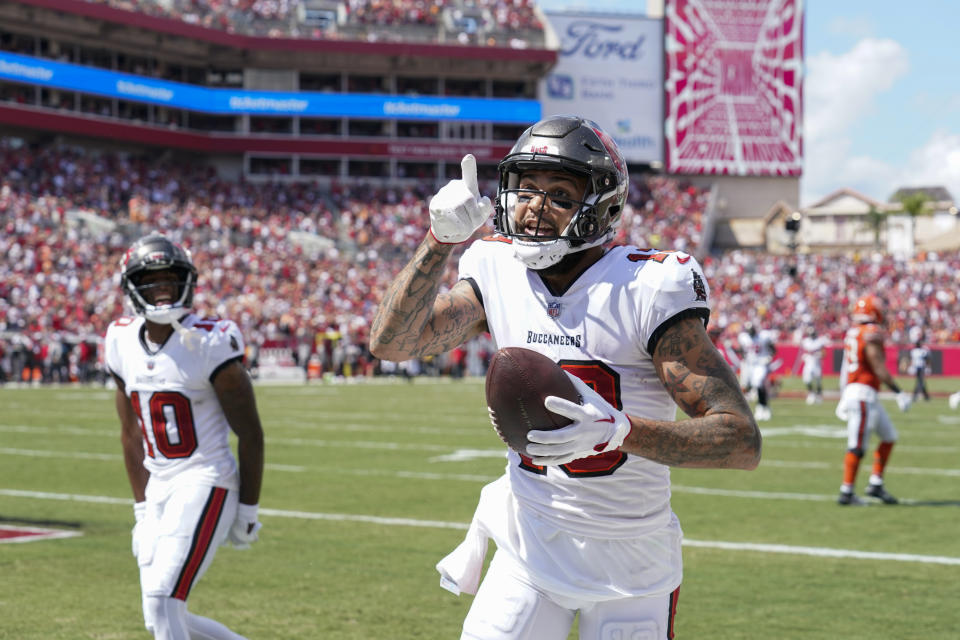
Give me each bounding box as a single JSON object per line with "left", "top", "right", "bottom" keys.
{"left": 852, "top": 294, "right": 885, "bottom": 324}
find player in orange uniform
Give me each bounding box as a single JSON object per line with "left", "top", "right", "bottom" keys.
{"left": 835, "top": 295, "right": 911, "bottom": 505}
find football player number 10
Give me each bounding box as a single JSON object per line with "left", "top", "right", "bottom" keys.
{"left": 130, "top": 391, "right": 199, "bottom": 459}
{"left": 518, "top": 361, "right": 628, "bottom": 478}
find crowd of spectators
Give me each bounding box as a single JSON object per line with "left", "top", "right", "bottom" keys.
{"left": 1, "top": 138, "right": 959, "bottom": 385}
{"left": 82, "top": 0, "right": 544, "bottom": 41}
{"left": 705, "top": 249, "right": 960, "bottom": 347}
{"left": 345, "top": 0, "right": 444, "bottom": 27}
{"left": 86, "top": 0, "right": 301, "bottom": 37}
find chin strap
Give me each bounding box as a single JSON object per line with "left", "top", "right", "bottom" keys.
{"left": 514, "top": 227, "right": 613, "bottom": 270}
{"left": 170, "top": 316, "right": 200, "bottom": 351}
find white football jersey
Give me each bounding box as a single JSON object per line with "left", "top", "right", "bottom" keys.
{"left": 460, "top": 239, "right": 711, "bottom": 538}
{"left": 800, "top": 335, "right": 828, "bottom": 369}
{"left": 105, "top": 313, "right": 245, "bottom": 488}
{"left": 909, "top": 346, "right": 930, "bottom": 373}
{"left": 739, "top": 329, "right": 776, "bottom": 364}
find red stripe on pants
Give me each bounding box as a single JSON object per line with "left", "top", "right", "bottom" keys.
{"left": 667, "top": 586, "right": 681, "bottom": 639}
{"left": 856, "top": 401, "right": 868, "bottom": 449}
{"left": 172, "top": 487, "right": 227, "bottom": 600}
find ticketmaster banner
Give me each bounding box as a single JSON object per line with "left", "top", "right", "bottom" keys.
{"left": 539, "top": 13, "right": 664, "bottom": 164}
{"left": 0, "top": 51, "right": 540, "bottom": 123}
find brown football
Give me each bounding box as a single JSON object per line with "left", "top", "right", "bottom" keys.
{"left": 485, "top": 347, "right": 581, "bottom": 455}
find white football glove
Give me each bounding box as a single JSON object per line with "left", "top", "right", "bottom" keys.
{"left": 429, "top": 154, "right": 494, "bottom": 244}
{"left": 132, "top": 501, "right": 148, "bottom": 560}
{"left": 896, "top": 392, "right": 912, "bottom": 412}
{"left": 835, "top": 402, "right": 850, "bottom": 422}
{"left": 227, "top": 502, "right": 262, "bottom": 550}
{"left": 526, "top": 372, "right": 632, "bottom": 466}
{"left": 949, "top": 391, "right": 960, "bottom": 411}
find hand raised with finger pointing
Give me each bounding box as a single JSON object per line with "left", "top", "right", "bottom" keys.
{"left": 429, "top": 154, "right": 495, "bottom": 244}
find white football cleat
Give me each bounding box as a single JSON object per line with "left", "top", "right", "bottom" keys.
{"left": 806, "top": 393, "right": 816, "bottom": 405}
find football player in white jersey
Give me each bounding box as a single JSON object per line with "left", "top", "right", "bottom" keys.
{"left": 737, "top": 322, "right": 778, "bottom": 420}
{"left": 794, "top": 325, "right": 828, "bottom": 404}
{"left": 370, "top": 116, "right": 761, "bottom": 640}
{"left": 907, "top": 338, "right": 931, "bottom": 402}
{"left": 105, "top": 234, "right": 265, "bottom": 640}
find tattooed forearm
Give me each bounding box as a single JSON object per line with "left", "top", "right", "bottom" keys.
{"left": 626, "top": 411, "right": 755, "bottom": 468}
{"left": 623, "top": 317, "right": 761, "bottom": 469}
{"left": 423, "top": 287, "right": 487, "bottom": 354}
{"left": 371, "top": 239, "right": 448, "bottom": 346}
{"left": 370, "top": 235, "right": 485, "bottom": 361}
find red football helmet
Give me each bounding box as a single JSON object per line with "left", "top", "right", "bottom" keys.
{"left": 852, "top": 295, "right": 885, "bottom": 324}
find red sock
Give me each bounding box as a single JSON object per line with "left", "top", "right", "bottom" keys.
{"left": 873, "top": 441, "right": 894, "bottom": 478}
{"left": 843, "top": 451, "right": 861, "bottom": 486}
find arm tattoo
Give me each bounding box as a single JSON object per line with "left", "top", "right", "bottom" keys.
{"left": 427, "top": 286, "right": 487, "bottom": 355}
{"left": 628, "top": 317, "right": 761, "bottom": 469}
{"left": 657, "top": 324, "right": 746, "bottom": 418}
{"left": 370, "top": 237, "right": 484, "bottom": 360}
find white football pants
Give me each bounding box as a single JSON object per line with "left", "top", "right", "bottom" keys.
{"left": 461, "top": 552, "right": 679, "bottom": 640}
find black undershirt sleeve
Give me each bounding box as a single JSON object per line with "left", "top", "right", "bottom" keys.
{"left": 462, "top": 277, "right": 484, "bottom": 309}
{"left": 209, "top": 356, "right": 244, "bottom": 384}
{"left": 646, "top": 307, "right": 711, "bottom": 356}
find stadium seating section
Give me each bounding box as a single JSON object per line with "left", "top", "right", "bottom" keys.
{"left": 81, "top": 0, "right": 544, "bottom": 44}
{"left": 2, "top": 139, "right": 959, "bottom": 385}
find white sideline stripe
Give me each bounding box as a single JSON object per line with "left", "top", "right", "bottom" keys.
{"left": 671, "top": 485, "right": 829, "bottom": 501}
{"left": 5, "top": 421, "right": 960, "bottom": 452}
{"left": 259, "top": 508, "right": 469, "bottom": 531}
{"left": 3, "top": 445, "right": 958, "bottom": 480}
{"left": 0, "top": 447, "right": 118, "bottom": 461}
{"left": 0, "top": 488, "right": 131, "bottom": 505}
{"left": 682, "top": 539, "right": 960, "bottom": 566}
{"left": 0, "top": 488, "right": 468, "bottom": 530}
{"left": 337, "top": 468, "right": 496, "bottom": 482}
{"left": 0, "top": 448, "right": 305, "bottom": 472}
{"left": 2, "top": 488, "right": 959, "bottom": 566}
{"left": 760, "top": 459, "right": 960, "bottom": 477}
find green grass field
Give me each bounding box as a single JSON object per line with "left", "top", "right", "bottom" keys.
{"left": 1, "top": 376, "right": 958, "bottom": 639}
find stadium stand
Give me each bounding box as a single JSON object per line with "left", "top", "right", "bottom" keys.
{"left": 77, "top": 0, "right": 545, "bottom": 43}
{"left": 0, "top": 0, "right": 958, "bottom": 385}
{"left": 2, "top": 136, "right": 959, "bottom": 386}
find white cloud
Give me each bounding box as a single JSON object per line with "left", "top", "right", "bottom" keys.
{"left": 896, "top": 131, "right": 960, "bottom": 200}
{"left": 826, "top": 15, "right": 874, "bottom": 40}
{"left": 802, "top": 38, "right": 909, "bottom": 204}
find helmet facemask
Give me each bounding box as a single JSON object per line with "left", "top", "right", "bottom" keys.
{"left": 124, "top": 267, "right": 196, "bottom": 324}
{"left": 120, "top": 234, "right": 198, "bottom": 325}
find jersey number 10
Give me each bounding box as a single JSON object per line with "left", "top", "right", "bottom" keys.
{"left": 130, "top": 391, "right": 199, "bottom": 459}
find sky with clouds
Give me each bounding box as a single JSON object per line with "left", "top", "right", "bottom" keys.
{"left": 536, "top": 1, "right": 960, "bottom": 206}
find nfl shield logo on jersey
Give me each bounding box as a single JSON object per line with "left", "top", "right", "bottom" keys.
{"left": 547, "top": 301, "right": 563, "bottom": 318}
